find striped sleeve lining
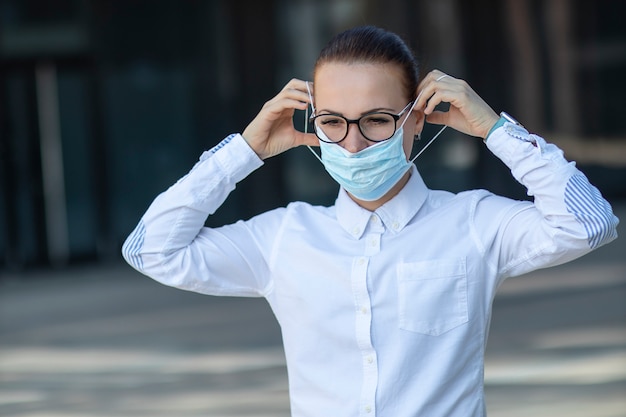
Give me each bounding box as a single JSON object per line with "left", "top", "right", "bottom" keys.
{"left": 209, "top": 133, "right": 237, "bottom": 155}
{"left": 564, "top": 173, "right": 617, "bottom": 249}
{"left": 122, "top": 220, "right": 146, "bottom": 270}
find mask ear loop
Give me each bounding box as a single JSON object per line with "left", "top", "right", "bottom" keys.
{"left": 305, "top": 81, "right": 324, "bottom": 164}
{"left": 410, "top": 125, "right": 447, "bottom": 163}
{"left": 305, "top": 81, "right": 316, "bottom": 115}
{"left": 304, "top": 81, "right": 448, "bottom": 165}
{"left": 408, "top": 88, "right": 447, "bottom": 163}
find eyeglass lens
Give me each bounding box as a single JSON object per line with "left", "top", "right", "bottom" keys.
{"left": 314, "top": 112, "right": 398, "bottom": 143}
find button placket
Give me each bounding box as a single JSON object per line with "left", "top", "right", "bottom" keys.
{"left": 350, "top": 238, "right": 379, "bottom": 417}
{"left": 352, "top": 256, "right": 371, "bottom": 350}
{"left": 364, "top": 233, "right": 381, "bottom": 256}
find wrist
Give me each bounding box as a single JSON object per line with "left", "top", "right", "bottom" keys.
{"left": 484, "top": 111, "right": 523, "bottom": 141}
{"left": 241, "top": 131, "right": 267, "bottom": 160}
{"left": 481, "top": 113, "right": 500, "bottom": 140}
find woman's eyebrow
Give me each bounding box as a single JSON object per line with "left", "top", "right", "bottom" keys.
{"left": 317, "top": 107, "right": 397, "bottom": 115}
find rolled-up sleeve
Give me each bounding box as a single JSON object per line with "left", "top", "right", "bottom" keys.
{"left": 476, "top": 123, "right": 618, "bottom": 279}
{"left": 122, "top": 133, "right": 279, "bottom": 297}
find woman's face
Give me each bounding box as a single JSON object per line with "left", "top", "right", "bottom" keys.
{"left": 313, "top": 62, "right": 422, "bottom": 156}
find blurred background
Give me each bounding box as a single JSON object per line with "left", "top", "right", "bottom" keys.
{"left": 0, "top": 0, "right": 625, "bottom": 416}
{"left": 1, "top": 0, "right": 625, "bottom": 268}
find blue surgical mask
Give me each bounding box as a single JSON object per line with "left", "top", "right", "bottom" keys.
{"left": 304, "top": 81, "right": 446, "bottom": 202}
{"left": 317, "top": 124, "right": 412, "bottom": 201}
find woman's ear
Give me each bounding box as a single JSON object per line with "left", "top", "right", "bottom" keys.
{"left": 412, "top": 109, "right": 426, "bottom": 137}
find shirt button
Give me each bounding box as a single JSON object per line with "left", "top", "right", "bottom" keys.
{"left": 370, "top": 215, "right": 378, "bottom": 224}
{"left": 367, "top": 356, "right": 374, "bottom": 364}
{"left": 392, "top": 221, "right": 400, "bottom": 230}
{"left": 357, "top": 258, "right": 365, "bottom": 265}
{"left": 369, "top": 240, "right": 377, "bottom": 247}
{"left": 352, "top": 227, "right": 360, "bottom": 236}
{"left": 365, "top": 405, "right": 372, "bottom": 413}
{"left": 361, "top": 307, "right": 368, "bottom": 314}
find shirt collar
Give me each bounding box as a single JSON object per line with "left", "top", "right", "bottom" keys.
{"left": 335, "top": 165, "right": 429, "bottom": 239}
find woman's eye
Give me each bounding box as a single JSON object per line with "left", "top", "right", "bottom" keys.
{"left": 320, "top": 118, "right": 344, "bottom": 127}
{"left": 363, "top": 115, "right": 391, "bottom": 125}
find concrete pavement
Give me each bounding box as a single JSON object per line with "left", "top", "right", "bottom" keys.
{"left": 1, "top": 203, "right": 625, "bottom": 416}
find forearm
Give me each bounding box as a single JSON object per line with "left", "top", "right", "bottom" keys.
{"left": 483, "top": 122, "right": 618, "bottom": 276}
{"left": 122, "top": 134, "right": 264, "bottom": 278}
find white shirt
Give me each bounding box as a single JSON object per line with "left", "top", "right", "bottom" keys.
{"left": 123, "top": 123, "right": 618, "bottom": 417}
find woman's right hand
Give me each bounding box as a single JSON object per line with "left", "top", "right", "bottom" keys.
{"left": 242, "top": 78, "right": 318, "bottom": 160}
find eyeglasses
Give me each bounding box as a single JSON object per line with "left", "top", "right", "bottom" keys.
{"left": 310, "top": 101, "right": 414, "bottom": 143}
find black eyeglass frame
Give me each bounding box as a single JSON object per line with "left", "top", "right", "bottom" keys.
{"left": 310, "top": 101, "right": 414, "bottom": 144}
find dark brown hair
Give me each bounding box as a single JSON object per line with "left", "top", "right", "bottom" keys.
{"left": 314, "top": 26, "right": 419, "bottom": 100}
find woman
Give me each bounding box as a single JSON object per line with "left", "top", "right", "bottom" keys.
{"left": 123, "top": 26, "right": 618, "bottom": 416}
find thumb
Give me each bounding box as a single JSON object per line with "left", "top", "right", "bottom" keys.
{"left": 425, "top": 110, "right": 448, "bottom": 126}
{"left": 296, "top": 132, "right": 320, "bottom": 147}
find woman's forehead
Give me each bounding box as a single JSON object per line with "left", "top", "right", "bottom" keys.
{"left": 314, "top": 62, "right": 405, "bottom": 89}
{"left": 313, "top": 62, "right": 406, "bottom": 111}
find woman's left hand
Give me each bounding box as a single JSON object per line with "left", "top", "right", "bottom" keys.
{"left": 415, "top": 70, "right": 499, "bottom": 139}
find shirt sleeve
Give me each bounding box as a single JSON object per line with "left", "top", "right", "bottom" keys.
{"left": 121, "top": 133, "right": 280, "bottom": 297}
{"left": 475, "top": 122, "right": 619, "bottom": 279}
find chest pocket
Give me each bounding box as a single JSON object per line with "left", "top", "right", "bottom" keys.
{"left": 397, "top": 258, "right": 468, "bottom": 336}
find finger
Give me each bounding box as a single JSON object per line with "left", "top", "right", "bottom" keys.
{"left": 417, "top": 69, "right": 448, "bottom": 91}
{"left": 283, "top": 78, "right": 314, "bottom": 99}
{"left": 421, "top": 79, "right": 470, "bottom": 116}
{"left": 416, "top": 72, "right": 454, "bottom": 111}
{"left": 263, "top": 97, "right": 309, "bottom": 120}
{"left": 275, "top": 81, "right": 311, "bottom": 100}
{"left": 415, "top": 85, "right": 435, "bottom": 112}
{"left": 282, "top": 79, "right": 315, "bottom": 112}
{"left": 280, "top": 88, "right": 312, "bottom": 108}
{"left": 424, "top": 110, "right": 448, "bottom": 126}
{"left": 282, "top": 78, "right": 307, "bottom": 90}
{"left": 422, "top": 90, "right": 451, "bottom": 115}
{"left": 295, "top": 131, "right": 319, "bottom": 147}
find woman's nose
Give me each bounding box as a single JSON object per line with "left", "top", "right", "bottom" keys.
{"left": 341, "top": 124, "right": 369, "bottom": 153}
